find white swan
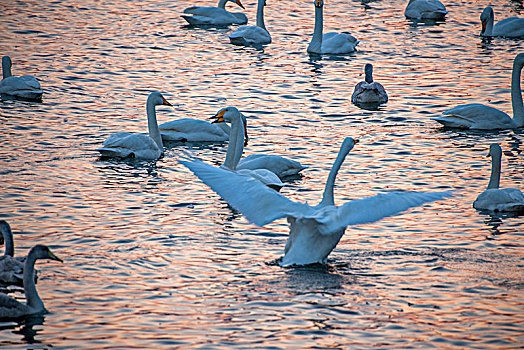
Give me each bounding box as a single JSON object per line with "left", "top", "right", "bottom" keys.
{"left": 433, "top": 53, "right": 524, "bottom": 130}
{"left": 0, "top": 245, "right": 62, "bottom": 319}
{"left": 207, "top": 107, "right": 284, "bottom": 190}
{"left": 351, "top": 63, "right": 388, "bottom": 106}
{"left": 307, "top": 0, "right": 359, "bottom": 55}
{"left": 180, "top": 137, "right": 451, "bottom": 267}
{"left": 473, "top": 143, "right": 524, "bottom": 213}
{"left": 0, "top": 221, "right": 35, "bottom": 285}
{"left": 159, "top": 112, "right": 248, "bottom": 143}
{"left": 237, "top": 154, "right": 307, "bottom": 179}
{"left": 404, "top": 0, "right": 447, "bottom": 20}
{"left": 0, "top": 56, "right": 43, "bottom": 101}
{"left": 480, "top": 6, "right": 524, "bottom": 38}
{"left": 97, "top": 92, "right": 172, "bottom": 160}
{"left": 182, "top": 0, "right": 248, "bottom": 26}
{"left": 229, "top": 0, "right": 271, "bottom": 46}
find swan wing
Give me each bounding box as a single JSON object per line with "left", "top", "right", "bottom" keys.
{"left": 229, "top": 25, "right": 271, "bottom": 45}
{"left": 98, "top": 133, "right": 161, "bottom": 159}
{"left": 317, "top": 191, "right": 452, "bottom": 235}
{"left": 179, "top": 158, "right": 314, "bottom": 227}
{"left": 182, "top": 8, "right": 247, "bottom": 25}
{"left": 0, "top": 76, "right": 43, "bottom": 100}
{"left": 321, "top": 32, "right": 359, "bottom": 54}
{"left": 493, "top": 17, "right": 524, "bottom": 37}
{"left": 436, "top": 103, "right": 514, "bottom": 129}
{"left": 237, "top": 155, "right": 307, "bottom": 178}
{"left": 0, "top": 293, "right": 29, "bottom": 319}
{"left": 474, "top": 188, "right": 524, "bottom": 212}
{"left": 159, "top": 119, "right": 228, "bottom": 141}
{"left": 405, "top": 0, "right": 447, "bottom": 19}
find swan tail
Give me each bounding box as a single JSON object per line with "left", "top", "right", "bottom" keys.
{"left": 97, "top": 147, "right": 134, "bottom": 159}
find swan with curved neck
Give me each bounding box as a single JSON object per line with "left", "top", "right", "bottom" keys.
{"left": 97, "top": 92, "right": 172, "bottom": 160}
{"left": 434, "top": 53, "right": 524, "bottom": 130}
{"left": 351, "top": 63, "right": 389, "bottom": 106}
{"left": 182, "top": 0, "right": 248, "bottom": 26}
{"left": 307, "top": 0, "right": 359, "bottom": 55}
{"left": 0, "top": 56, "right": 43, "bottom": 101}
{"left": 0, "top": 245, "right": 62, "bottom": 319}
{"left": 473, "top": 143, "right": 524, "bottom": 213}
{"left": 0, "top": 220, "right": 37, "bottom": 285}
{"left": 180, "top": 137, "right": 451, "bottom": 266}
{"left": 480, "top": 6, "right": 524, "bottom": 38}
{"left": 229, "top": 0, "right": 271, "bottom": 46}
{"left": 404, "top": 0, "right": 447, "bottom": 20}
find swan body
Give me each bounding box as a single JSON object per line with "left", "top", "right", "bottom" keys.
{"left": 180, "top": 137, "right": 451, "bottom": 266}
{"left": 0, "top": 56, "right": 42, "bottom": 101}
{"left": 480, "top": 6, "right": 524, "bottom": 38}
{"left": 307, "top": 0, "right": 359, "bottom": 55}
{"left": 237, "top": 154, "right": 307, "bottom": 179}
{"left": 182, "top": 0, "right": 247, "bottom": 26}
{"left": 404, "top": 0, "right": 447, "bottom": 20}
{"left": 351, "top": 63, "right": 388, "bottom": 105}
{"left": 0, "top": 245, "right": 62, "bottom": 319}
{"left": 0, "top": 221, "right": 38, "bottom": 286}
{"left": 229, "top": 0, "right": 271, "bottom": 46}
{"left": 473, "top": 143, "right": 524, "bottom": 213}
{"left": 434, "top": 53, "right": 524, "bottom": 130}
{"left": 97, "top": 92, "right": 172, "bottom": 160}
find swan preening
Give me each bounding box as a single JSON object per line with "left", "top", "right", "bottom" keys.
{"left": 480, "top": 6, "right": 524, "bottom": 38}
{"left": 433, "top": 53, "right": 524, "bottom": 130}
{"left": 97, "top": 92, "right": 172, "bottom": 160}
{"left": 182, "top": 0, "right": 248, "bottom": 26}
{"left": 229, "top": 0, "right": 271, "bottom": 46}
{"left": 404, "top": 0, "right": 447, "bottom": 20}
{"left": 307, "top": 0, "right": 359, "bottom": 55}
{"left": 0, "top": 220, "right": 34, "bottom": 285}
{"left": 180, "top": 137, "right": 452, "bottom": 267}
{"left": 0, "top": 56, "right": 43, "bottom": 101}
{"left": 0, "top": 245, "right": 62, "bottom": 319}
{"left": 351, "top": 63, "right": 388, "bottom": 106}
{"left": 473, "top": 144, "right": 524, "bottom": 213}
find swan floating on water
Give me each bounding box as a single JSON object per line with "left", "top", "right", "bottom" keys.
{"left": 97, "top": 92, "right": 172, "bottom": 160}
{"left": 480, "top": 6, "right": 524, "bottom": 38}
{"left": 473, "top": 143, "right": 524, "bottom": 213}
{"left": 237, "top": 154, "right": 307, "bottom": 180}
{"left": 307, "top": 0, "right": 359, "bottom": 55}
{"left": 0, "top": 221, "right": 37, "bottom": 285}
{"left": 182, "top": 0, "right": 248, "bottom": 26}
{"left": 0, "top": 56, "right": 43, "bottom": 101}
{"left": 180, "top": 137, "right": 451, "bottom": 267}
{"left": 433, "top": 53, "right": 524, "bottom": 130}
{"left": 351, "top": 63, "right": 388, "bottom": 106}
{"left": 0, "top": 245, "right": 62, "bottom": 319}
{"left": 229, "top": 0, "right": 271, "bottom": 46}
{"left": 404, "top": 0, "right": 447, "bottom": 20}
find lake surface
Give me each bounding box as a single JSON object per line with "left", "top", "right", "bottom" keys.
{"left": 0, "top": 0, "right": 523, "bottom": 348}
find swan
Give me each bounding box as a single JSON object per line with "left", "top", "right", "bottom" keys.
{"left": 351, "top": 63, "right": 388, "bottom": 106}
{"left": 433, "top": 53, "right": 524, "bottom": 130}
{"left": 159, "top": 111, "right": 248, "bottom": 143}
{"left": 0, "top": 56, "right": 43, "bottom": 101}
{"left": 180, "top": 137, "right": 451, "bottom": 267}
{"left": 237, "top": 154, "right": 307, "bottom": 179}
{"left": 0, "top": 245, "right": 62, "bottom": 319}
{"left": 473, "top": 143, "right": 524, "bottom": 213}
{"left": 182, "top": 0, "right": 248, "bottom": 26}
{"left": 480, "top": 6, "right": 524, "bottom": 38}
{"left": 229, "top": 0, "right": 271, "bottom": 46}
{"left": 0, "top": 221, "right": 37, "bottom": 285}
{"left": 97, "top": 92, "right": 172, "bottom": 160}
{"left": 307, "top": 0, "right": 359, "bottom": 55}
{"left": 404, "top": 0, "right": 447, "bottom": 20}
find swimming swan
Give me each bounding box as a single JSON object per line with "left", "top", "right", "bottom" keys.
{"left": 480, "top": 6, "right": 524, "bottom": 38}
{"left": 182, "top": 0, "right": 248, "bottom": 26}
{"left": 0, "top": 221, "right": 37, "bottom": 285}
{"left": 0, "top": 56, "right": 43, "bottom": 101}
{"left": 404, "top": 0, "right": 447, "bottom": 20}
{"left": 473, "top": 143, "right": 524, "bottom": 213}
{"left": 0, "top": 245, "right": 62, "bottom": 319}
{"left": 97, "top": 92, "right": 172, "bottom": 160}
{"left": 229, "top": 0, "right": 271, "bottom": 46}
{"left": 237, "top": 154, "right": 307, "bottom": 179}
{"left": 433, "top": 53, "right": 524, "bottom": 130}
{"left": 307, "top": 0, "right": 359, "bottom": 55}
{"left": 180, "top": 137, "right": 451, "bottom": 267}
{"left": 351, "top": 63, "right": 388, "bottom": 106}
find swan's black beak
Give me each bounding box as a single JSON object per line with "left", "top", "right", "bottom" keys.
{"left": 235, "top": 0, "right": 245, "bottom": 10}
{"left": 481, "top": 20, "right": 486, "bottom": 34}
{"left": 211, "top": 109, "right": 226, "bottom": 123}
{"left": 49, "top": 250, "right": 63, "bottom": 263}
{"left": 162, "top": 97, "right": 173, "bottom": 107}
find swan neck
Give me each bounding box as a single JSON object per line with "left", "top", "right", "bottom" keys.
{"left": 256, "top": 0, "right": 266, "bottom": 30}
{"left": 483, "top": 14, "right": 494, "bottom": 36}
{"left": 216, "top": 122, "right": 231, "bottom": 135}
{"left": 511, "top": 57, "right": 524, "bottom": 127}
{"left": 222, "top": 112, "right": 245, "bottom": 170}
{"left": 146, "top": 100, "right": 163, "bottom": 150}
{"left": 2, "top": 59, "right": 11, "bottom": 79}
{"left": 24, "top": 254, "right": 43, "bottom": 310}
{"left": 487, "top": 152, "right": 501, "bottom": 189}
{"left": 307, "top": 4, "right": 323, "bottom": 54}
{"left": 2, "top": 227, "right": 14, "bottom": 257}
{"left": 319, "top": 145, "right": 348, "bottom": 207}
{"left": 218, "top": 0, "right": 228, "bottom": 9}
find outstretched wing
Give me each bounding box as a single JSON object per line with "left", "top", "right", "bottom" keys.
{"left": 318, "top": 191, "right": 453, "bottom": 234}
{"left": 179, "top": 158, "right": 314, "bottom": 227}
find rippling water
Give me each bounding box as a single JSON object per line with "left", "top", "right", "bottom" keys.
{"left": 0, "top": 0, "right": 523, "bottom": 348}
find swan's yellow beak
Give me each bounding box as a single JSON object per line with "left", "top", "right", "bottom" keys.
{"left": 354, "top": 138, "right": 359, "bottom": 144}
{"left": 235, "top": 0, "right": 245, "bottom": 10}
{"left": 243, "top": 123, "right": 248, "bottom": 146}
{"left": 315, "top": 0, "right": 322, "bottom": 8}
{"left": 162, "top": 96, "right": 173, "bottom": 107}
{"left": 49, "top": 250, "right": 63, "bottom": 263}
{"left": 481, "top": 20, "right": 486, "bottom": 34}
{"left": 211, "top": 109, "right": 226, "bottom": 123}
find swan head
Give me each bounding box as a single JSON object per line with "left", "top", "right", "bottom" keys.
{"left": 340, "top": 137, "right": 358, "bottom": 155}
{"left": 210, "top": 107, "right": 249, "bottom": 145}
{"left": 147, "top": 91, "right": 172, "bottom": 108}
{"left": 480, "top": 6, "right": 493, "bottom": 34}
{"left": 488, "top": 143, "right": 502, "bottom": 159}
{"left": 2, "top": 56, "right": 12, "bottom": 79}
{"left": 231, "top": 0, "right": 245, "bottom": 9}
{"left": 29, "top": 244, "right": 63, "bottom": 263}
{"left": 314, "top": 0, "right": 323, "bottom": 8}
{"left": 515, "top": 53, "right": 524, "bottom": 68}
{"left": 364, "top": 63, "right": 373, "bottom": 84}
